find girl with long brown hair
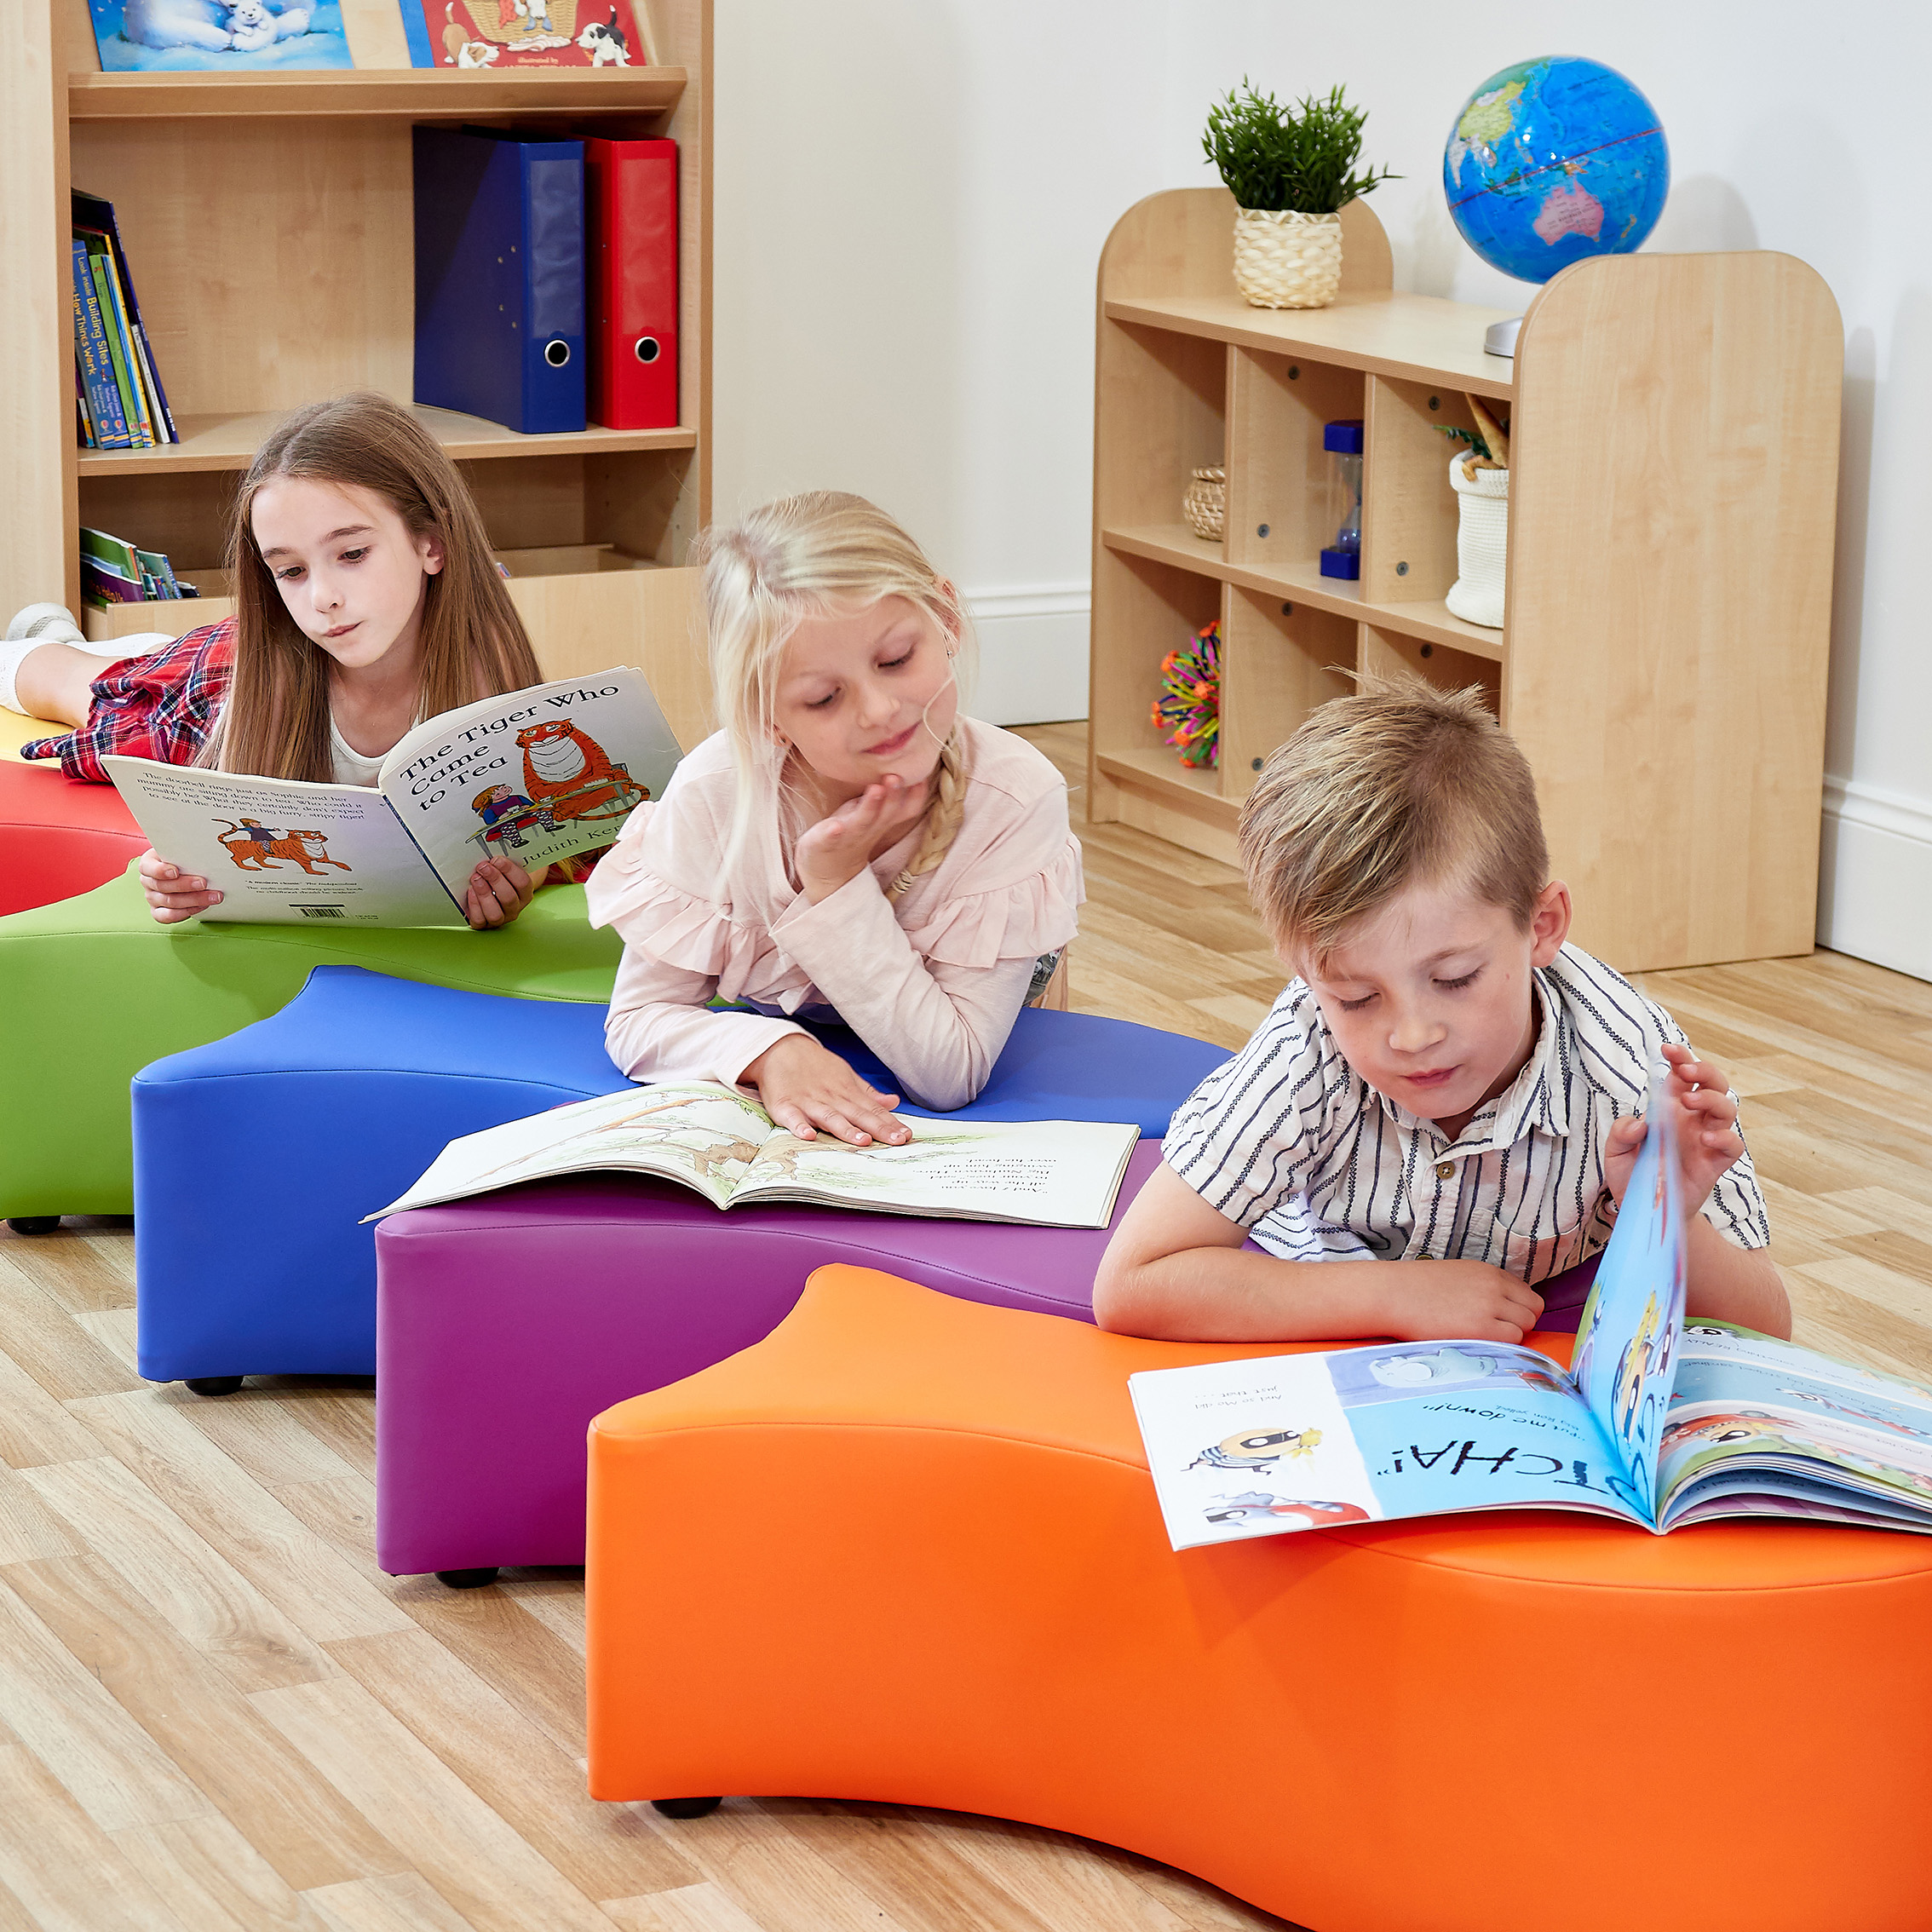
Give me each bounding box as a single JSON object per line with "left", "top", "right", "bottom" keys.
{"left": 586, "top": 490, "right": 1084, "bottom": 1141}
{"left": 6, "top": 393, "right": 549, "bottom": 928}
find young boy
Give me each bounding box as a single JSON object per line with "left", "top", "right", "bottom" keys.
{"left": 1095, "top": 676, "right": 1789, "bottom": 1345}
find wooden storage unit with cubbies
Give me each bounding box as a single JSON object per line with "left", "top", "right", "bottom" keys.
{"left": 1091, "top": 186, "right": 1843, "bottom": 974}
{"left": 5, "top": 0, "right": 713, "bottom": 750}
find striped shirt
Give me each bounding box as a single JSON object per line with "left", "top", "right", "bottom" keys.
{"left": 1164, "top": 942, "right": 1770, "bottom": 1285}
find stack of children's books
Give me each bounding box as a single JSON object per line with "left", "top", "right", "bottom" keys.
{"left": 80, "top": 528, "right": 199, "bottom": 610}
{"left": 71, "top": 192, "right": 177, "bottom": 452}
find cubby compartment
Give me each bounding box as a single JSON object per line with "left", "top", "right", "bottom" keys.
{"left": 1088, "top": 548, "right": 1233, "bottom": 857}
{"left": 1220, "top": 589, "right": 1354, "bottom": 805}
{"left": 1224, "top": 349, "right": 1364, "bottom": 581}
{"left": 1362, "top": 375, "right": 1491, "bottom": 608}
{"left": 1095, "top": 322, "right": 1227, "bottom": 549}
{"left": 1360, "top": 624, "right": 1503, "bottom": 722}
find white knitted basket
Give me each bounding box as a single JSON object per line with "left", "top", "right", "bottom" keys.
{"left": 1444, "top": 453, "right": 1509, "bottom": 629}
{"left": 1232, "top": 209, "right": 1343, "bottom": 309}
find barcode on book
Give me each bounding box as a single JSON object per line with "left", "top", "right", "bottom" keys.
{"left": 293, "top": 906, "right": 346, "bottom": 918}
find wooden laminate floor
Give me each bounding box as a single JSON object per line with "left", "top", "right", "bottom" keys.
{"left": 1, "top": 721, "right": 1929, "bottom": 1932}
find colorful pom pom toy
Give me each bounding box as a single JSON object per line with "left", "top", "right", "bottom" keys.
{"left": 1153, "top": 619, "right": 1221, "bottom": 768}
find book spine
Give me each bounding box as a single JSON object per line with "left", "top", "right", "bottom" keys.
{"left": 400, "top": 0, "right": 435, "bottom": 67}
{"left": 379, "top": 792, "right": 469, "bottom": 918}
{"left": 71, "top": 239, "right": 130, "bottom": 450}
{"left": 84, "top": 244, "right": 146, "bottom": 448}
{"left": 94, "top": 244, "right": 156, "bottom": 447}
{"left": 74, "top": 359, "right": 97, "bottom": 448}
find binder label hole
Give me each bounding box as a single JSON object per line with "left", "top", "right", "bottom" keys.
{"left": 543, "top": 339, "right": 572, "bottom": 368}
{"left": 635, "top": 336, "right": 662, "bottom": 364}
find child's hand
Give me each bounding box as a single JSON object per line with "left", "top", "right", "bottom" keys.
{"left": 795, "top": 773, "right": 924, "bottom": 904}
{"left": 1383, "top": 1261, "right": 1546, "bottom": 1345}
{"left": 1603, "top": 1042, "right": 1744, "bottom": 1215}
{"left": 139, "top": 849, "right": 222, "bottom": 923}
{"left": 464, "top": 856, "right": 536, "bottom": 929}
{"left": 742, "top": 1034, "right": 911, "bottom": 1147}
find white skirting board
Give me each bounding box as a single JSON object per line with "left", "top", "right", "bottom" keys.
{"left": 964, "top": 582, "right": 1090, "bottom": 727}
{"left": 1816, "top": 773, "right": 1932, "bottom": 984}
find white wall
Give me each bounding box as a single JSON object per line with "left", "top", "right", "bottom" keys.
{"left": 711, "top": 0, "right": 1170, "bottom": 725}
{"left": 713, "top": 1, "right": 1931, "bottom": 980}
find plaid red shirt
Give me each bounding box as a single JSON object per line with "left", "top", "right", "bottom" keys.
{"left": 21, "top": 613, "right": 602, "bottom": 882}
{"left": 20, "top": 618, "right": 234, "bottom": 784}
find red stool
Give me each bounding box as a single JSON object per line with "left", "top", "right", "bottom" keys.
{"left": 0, "top": 761, "right": 147, "bottom": 917}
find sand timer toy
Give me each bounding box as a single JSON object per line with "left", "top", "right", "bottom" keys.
{"left": 1320, "top": 418, "right": 1365, "bottom": 580}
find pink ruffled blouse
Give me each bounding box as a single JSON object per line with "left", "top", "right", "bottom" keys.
{"left": 584, "top": 716, "right": 1084, "bottom": 1110}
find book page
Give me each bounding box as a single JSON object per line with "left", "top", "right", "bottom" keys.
{"left": 1566, "top": 1062, "right": 1686, "bottom": 1523}
{"left": 366, "top": 1084, "right": 779, "bottom": 1218}
{"left": 1130, "top": 1342, "right": 1644, "bottom": 1553}
{"left": 733, "top": 1116, "right": 1139, "bottom": 1229}
{"left": 1657, "top": 1322, "right": 1932, "bottom": 1530}
{"left": 369, "top": 1089, "right": 1137, "bottom": 1230}
{"left": 102, "top": 757, "right": 461, "bottom": 927}
{"left": 377, "top": 668, "right": 681, "bottom": 898}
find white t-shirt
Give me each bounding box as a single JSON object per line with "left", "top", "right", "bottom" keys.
{"left": 330, "top": 714, "right": 389, "bottom": 788}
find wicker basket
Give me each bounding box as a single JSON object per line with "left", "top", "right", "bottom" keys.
{"left": 1182, "top": 466, "right": 1226, "bottom": 541}
{"left": 1232, "top": 208, "right": 1343, "bottom": 309}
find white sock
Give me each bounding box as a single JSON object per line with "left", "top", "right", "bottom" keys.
{"left": 0, "top": 607, "right": 178, "bottom": 716}
{"left": 0, "top": 637, "right": 43, "bottom": 716}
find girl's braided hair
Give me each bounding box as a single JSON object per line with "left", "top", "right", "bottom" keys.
{"left": 695, "top": 491, "right": 977, "bottom": 881}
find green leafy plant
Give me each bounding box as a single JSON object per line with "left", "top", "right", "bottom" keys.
{"left": 1438, "top": 424, "right": 1495, "bottom": 462}
{"left": 1203, "top": 81, "right": 1399, "bottom": 214}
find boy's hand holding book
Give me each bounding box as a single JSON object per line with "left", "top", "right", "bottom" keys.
{"left": 1602, "top": 1043, "right": 1745, "bottom": 1214}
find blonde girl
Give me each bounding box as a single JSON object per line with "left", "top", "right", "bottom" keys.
{"left": 585, "top": 491, "right": 1084, "bottom": 1143}
{"left": 5, "top": 393, "right": 551, "bottom": 929}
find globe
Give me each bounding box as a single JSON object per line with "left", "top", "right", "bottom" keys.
{"left": 1443, "top": 56, "right": 1670, "bottom": 285}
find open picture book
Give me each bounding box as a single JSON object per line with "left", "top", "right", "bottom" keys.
{"left": 103, "top": 667, "right": 679, "bottom": 926}
{"left": 1130, "top": 1065, "right": 1932, "bottom": 1550}
{"left": 368, "top": 1083, "right": 1141, "bottom": 1230}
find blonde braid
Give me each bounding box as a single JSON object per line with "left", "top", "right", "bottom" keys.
{"left": 885, "top": 729, "right": 972, "bottom": 902}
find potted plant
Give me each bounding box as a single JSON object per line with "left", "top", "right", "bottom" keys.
{"left": 1203, "top": 81, "right": 1397, "bottom": 308}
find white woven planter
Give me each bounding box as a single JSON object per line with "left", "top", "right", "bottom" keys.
{"left": 1232, "top": 208, "right": 1342, "bottom": 309}
{"left": 1445, "top": 453, "right": 1509, "bottom": 629}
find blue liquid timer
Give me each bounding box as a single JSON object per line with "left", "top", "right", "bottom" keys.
{"left": 1320, "top": 418, "right": 1364, "bottom": 580}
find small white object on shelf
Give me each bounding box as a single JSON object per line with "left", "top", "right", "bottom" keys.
{"left": 1444, "top": 452, "right": 1508, "bottom": 629}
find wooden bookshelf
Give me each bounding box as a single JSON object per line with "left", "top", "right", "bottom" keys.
{"left": 75, "top": 407, "right": 698, "bottom": 477}
{"left": 1090, "top": 187, "right": 1843, "bottom": 973}
{"left": 7, "top": 0, "right": 712, "bottom": 727}
{"left": 67, "top": 64, "right": 688, "bottom": 118}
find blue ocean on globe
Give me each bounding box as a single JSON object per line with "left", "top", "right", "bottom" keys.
{"left": 1443, "top": 56, "right": 1670, "bottom": 285}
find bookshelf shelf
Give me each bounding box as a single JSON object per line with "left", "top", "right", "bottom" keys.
{"left": 9, "top": 0, "right": 713, "bottom": 738}
{"left": 1090, "top": 187, "right": 1843, "bottom": 973}
{"left": 1099, "top": 523, "right": 1507, "bottom": 660}
{"left": 1102, "top": 291, "right": 1517, "bottom": 401}
{"left": 76, "top": 407, "right": 699, "bottom": 477}
{"left": 67, "top": 66, "right": 687, "bottom": 120}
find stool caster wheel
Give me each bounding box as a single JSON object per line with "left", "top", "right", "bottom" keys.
{"left": 184, "top": 1376, "right": 244, "bottom": 1397}
{"left": 651, "top": 1797, "right": 722, "bottom": 1820}
{"left": 435, "top": 1567, "right": 499, "bottom": 1590}
{"left": 6, "top": 1216, "right": 60, "bottom": 1236}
